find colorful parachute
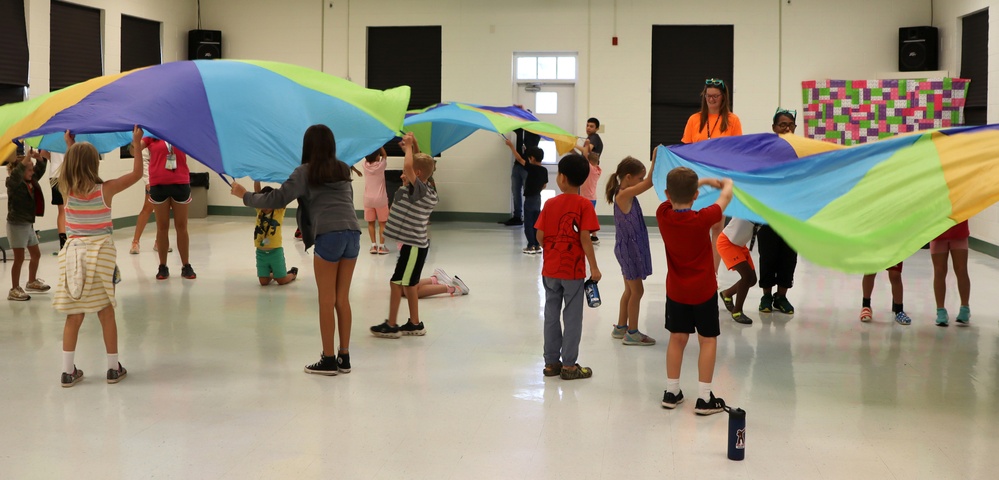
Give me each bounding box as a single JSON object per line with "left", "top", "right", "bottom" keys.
{"left": 1, "top": 60, "right": 410, "bottom": 182}
{"left": 653, "top": 127, "right": 999, "bottom": 273}
{"left": 403, "top": 102, "right": 578, "bottom": 156}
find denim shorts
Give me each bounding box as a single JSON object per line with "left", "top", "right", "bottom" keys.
{"left": 314, "top": 230, "right": 361, "bottom": 262}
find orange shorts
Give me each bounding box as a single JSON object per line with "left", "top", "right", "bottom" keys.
{"left": 717, "top": 233, "right": 755, "bottom": 271}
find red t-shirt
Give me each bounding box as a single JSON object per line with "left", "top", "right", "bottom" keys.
{"left": 144, "top": 138, "right": 190, "bottom": 186}
{"left": 656, "top": 201, "right": 723, "bottom": 304}
{"left": 535, "top": 193, "right": 600, "bottom": 280}
{"left": 935, "top": 220, "right": 970, "bottom": 241}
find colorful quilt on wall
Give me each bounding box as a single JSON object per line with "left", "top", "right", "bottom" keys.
{"left": 802, "top": 78, "right": 970, "bottom": 145}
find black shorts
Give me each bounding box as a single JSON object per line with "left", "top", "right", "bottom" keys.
{"left": 149, "top": 184, "right": 192, "bottom": 205}
{"left": 390, "top": 244, "right": 428, "bottom": 287}
{"left": 50, "top": 184, "right": 64, "bottom": 205}
{"left": 666, "top": 293, "right": 721, "bottom": 338}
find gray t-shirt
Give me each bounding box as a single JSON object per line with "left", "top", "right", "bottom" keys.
{"left": 383, "top": 177, "right": 438, "bottom": 248}
{"left": 242, "top": 164, "right": 360, "bottom": 248}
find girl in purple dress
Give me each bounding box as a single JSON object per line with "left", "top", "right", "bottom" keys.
{"left": 604, "top": 151, "right": 657, "bottom": 346}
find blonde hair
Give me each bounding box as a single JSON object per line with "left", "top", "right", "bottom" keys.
{"left": 413, "top": 153, "right": 435, "bottom": 180}
{"left": 58, "top": 142, "right": 102, "bottom": 197}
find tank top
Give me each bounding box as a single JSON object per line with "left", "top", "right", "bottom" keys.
{"left": 66, "top": 185, "right": 113, "bottom": 237}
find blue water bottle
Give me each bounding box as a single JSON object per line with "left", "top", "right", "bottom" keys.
{"left": 726, "top": 406, "right": 746, "bottom": 461}
{"left": 584, "top": 279, "right": 601, "bottom": 308}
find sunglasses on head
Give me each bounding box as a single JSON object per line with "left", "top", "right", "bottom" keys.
{"left": 774, "top": 107, "right": 797, "bottom": 121}
{"left": 705, "top": 78, "right": 726, "bottom": 89}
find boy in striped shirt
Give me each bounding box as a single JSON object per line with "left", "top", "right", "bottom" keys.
{"left": 370, "top": 133, "right": 440, "bottom": 338}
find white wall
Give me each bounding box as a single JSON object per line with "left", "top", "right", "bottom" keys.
{"left": 2, "top": 0, "right": 197, "bottom": 235}
{"left": 6, "top": 1, "right": 944, "bottom": 231}
{"left": 198, "top": 0, "right": 932, "bottom": 220}
{"left": 933, "top": 0, "right": 998, "bottom": 244}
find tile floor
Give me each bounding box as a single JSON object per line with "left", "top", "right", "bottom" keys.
{"left": 1, "top": 219, "right": 997, "bottom": 479}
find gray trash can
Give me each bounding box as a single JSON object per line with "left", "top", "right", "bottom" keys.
{"left": 189, "top": 172, "right": 210, "bottom": 218}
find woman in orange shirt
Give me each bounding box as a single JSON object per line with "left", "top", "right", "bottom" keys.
{"left": 681, "top": 78, "right": 743, "bottom": 273}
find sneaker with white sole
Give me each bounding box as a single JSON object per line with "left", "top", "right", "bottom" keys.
{"left": 370, "top": 321, "right": 401, "bottom": 339}
{"left": 956, "top": 305, "right": 971, "bottom": 325}
{"left": 432, "top": 268, "right": 453, "bottom": 286}
{"left": 860, "top": 307, "right": 873, "bottom": 323}
{"left": 661, "top": 390, "right": 684, "bottom": 409}
{"left": 7, "top": 287, "right": 30, "bottom": 301}
{"left": 304, "top": 353, "right": 338, "bottom": 375}
{"left": 452, "top": 276, "right": 469, "bottom": 295}
{"left": 694, "top": 392, "right": 725, "bottom": 416}
{"left": 24, "top": 279, "right": 50, "bottom": 293}
{"left": 611, "top": 325, "right": 627, "bottom": 339}
{"left": 622, "top": 330, "right": 656, "bottom": 346}
{"left": 894, "top": 311, "right": 912, "bottom": 326}
{"left": 399, "top": 320, "right": 426, "bottom": 336}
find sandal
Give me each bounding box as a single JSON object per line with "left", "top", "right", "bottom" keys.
{"left": 560, "top": 364, "right": 593, "bottom": 380}
{"left": 860, "top": 307, "right": 873, "bottom": 323}
{"left": 543, "top": 362, "right": 562, "bottom": 377}
{"left": 129, "top": 241, "right": 140, "bottom": 255}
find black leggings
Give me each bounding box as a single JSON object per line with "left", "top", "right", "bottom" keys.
{"left": 756, "top": 225, "right": 797, "bottom": 290}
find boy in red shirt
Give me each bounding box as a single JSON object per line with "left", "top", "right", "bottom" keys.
{"left": 535, "top": 154, "right": 601, "bottom": 380}
{"left": 656, "top": 167, "right": 732, "bottom": 415}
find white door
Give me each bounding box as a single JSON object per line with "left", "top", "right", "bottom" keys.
{"left": 516, "top": 83, "right": 576, "bottom": 199}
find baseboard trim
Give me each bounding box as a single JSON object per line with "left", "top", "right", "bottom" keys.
{"left": 969, "top": 237, "right": 999, "bottom": 258}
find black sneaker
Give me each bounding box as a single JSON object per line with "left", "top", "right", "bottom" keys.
{"left": 370, "top": 320, "right": 401, "bottom": 339}
{"left": 287, "top": 267, "right": 299, "bottom": 276}
{"left": 590, "top": 234, "right": 600, "bottom": 245}
{"left": 694, "top": 392, "right": 726, "bottom": 416}
{"left": 773, "top": 294, "right": 794, "bottom": 314}
{"left": 503, "top": 218, "right": 524, "bottom": 226}
{"left": 732, "top": 311, "right": 753, "bottom": 325}
{"left": 156, "top": 265, "right": 169, "bottom": 280}
{"left": 399, "top": 319, "right": 426, "bottom": 336}
{"left": 61, "top": 367, "right": 84, "bottom": 388}
{"left": 336, "top": 353, "right": 351, "bottom": 374}
{"left": 107, "top": 363, "right": 127, "bottom": 384}
{"left": 661, "top": 390, "right": 684, "bottom": 409}
{"left": 304, "top": 353, "right": 338, "bottom": 375}
{"left": 181, "top": 264, "right": 197, "bottom": 279}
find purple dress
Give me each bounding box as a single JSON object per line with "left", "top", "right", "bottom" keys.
{"left": 613, "top": 196, "right": 653, "bottom": 280}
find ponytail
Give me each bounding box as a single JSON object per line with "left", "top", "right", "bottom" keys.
{"left": 605, "top": 173, "right": 621, "bottom": 204}
{"left": 605, "top": 156, "right": 646, "bottom": 204}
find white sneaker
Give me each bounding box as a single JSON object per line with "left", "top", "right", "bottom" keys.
{"left": 432, "top": 268, "right": 453, "bottom": 286}
{"left": 7, "top": 287, "right": 30, "bottom": 301}
{"left": 25, "top": 279, "right": 51, "bottom": 293}
{"left": 452, "top": 276, "right": 469, "bottom": 295}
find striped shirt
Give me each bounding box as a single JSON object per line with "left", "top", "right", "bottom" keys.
{"left": 66, "top": 185, "right": 113, "bottom": 237}
{"left": 384, "top": 178, "right": 438, "bottom": 248}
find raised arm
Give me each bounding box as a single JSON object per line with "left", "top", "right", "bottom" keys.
{"left": 712, "top": 178, "right": 734, "bottom": 211}
{"left": 401, "top": 132, "right": 418, "bottom": 185}
{"left": 102, "top": 126, "right": 145, "bottom": 202}
{"left": 232, "top": 167, "right": 308, "bottom": 209}
{"left": 615, "top": 148, "right": 658, "bottom": 209}
{"left": 253, "top": 181, "right": 262, "bottom": 193}
{"left": 503, "top": 137, "right": 527, "bottom": 166}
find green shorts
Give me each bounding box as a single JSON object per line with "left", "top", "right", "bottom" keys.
{"left": 256, "top": 247, "right": 288, "bottom": 278}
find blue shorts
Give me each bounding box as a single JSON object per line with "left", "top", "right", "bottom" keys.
{"left": 314, "top": 230, "right": 361, "bottom": 262}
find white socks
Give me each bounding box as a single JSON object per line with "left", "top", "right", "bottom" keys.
{"left": 63, "top": 351, "right": 75, "bottom": 374}
{"left": 666, "top": 378, "right": 680, "bottom": 395}
{"left": 65, "top": 351, "right": 121, "bottom": 373}
{"left": 698, "top": 382, "right": 712, "bottom": 401}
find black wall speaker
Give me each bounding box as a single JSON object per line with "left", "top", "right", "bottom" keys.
{"left": 188, "top": 30, "right": 222, "bottom": 60}
{"left": 899, "top": 26, "right": 938, "bottom": 71}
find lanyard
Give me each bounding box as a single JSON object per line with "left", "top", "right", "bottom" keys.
{"left": 706, "top": 114, "right": 722, "bottom": 139}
